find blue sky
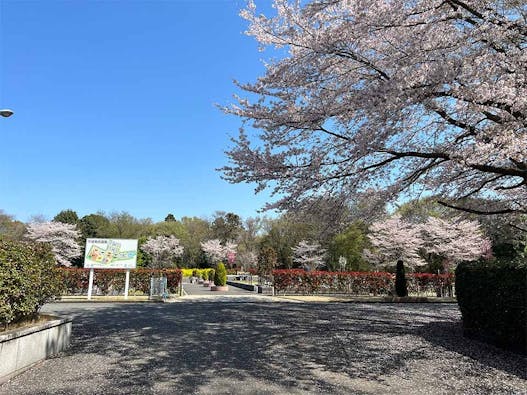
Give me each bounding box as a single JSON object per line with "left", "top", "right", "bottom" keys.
{"left": 0, "top": 0, "right": 276, "bottom": 222}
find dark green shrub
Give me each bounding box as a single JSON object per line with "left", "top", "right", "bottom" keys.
{"left": 214, "top": 262, "right": 227, "bottom": 286}
{"left": 395, "top": 260, "right": 408, "bottom": 297}
{"left": 456, "top": 261, "right": 526, "bottom": 354}
{"left": 201, "top": 272, "right": 207, "bottom": 280}
{"left": 208, "top": 269, "right": 215, "bottom": 282}
{"left": 0, "top": 239, "right": 63, "bottom": 328}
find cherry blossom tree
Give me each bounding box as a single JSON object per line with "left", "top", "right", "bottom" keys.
{"left": 200, "top": 239, "right": 238, "bottom": 264}
{"left": 237, "top": 250, "right": 258, "bottom": 271}
{"left": 222, "top": 0, "right": 527, "bottom": 216}
{"left": 141, "top": 235, "right": 184, "bottom": 268}
{"left": 292, "top": 240, "right": 326, "bottom": 270}
{"left": 201, "top": 239, "right": 225, "bottom": 263}
{"left": 365, "top": 215, "right": 491, "bottom": 269}
{"left": 224, "top": 241, "right": 238, "bottom": 265}
{"left": 364, "top": 216, "right": 426, "bottom": 268}
{"left": 420, "top": 216, "right": 492, "bottom": 269}
{"left": 25, "top": 221, "right": 82, "bottom": 267}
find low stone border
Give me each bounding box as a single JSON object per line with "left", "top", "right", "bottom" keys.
{"left": 275, "top": 295, "right": 457, "bottom": 303}
{"left": 381, "top": 296, "right": 456, "bottom": 303}
{"left": 226, "top": 281, "right": 274, "bottom": 295}
{"left": 226, "top": 281, "right": 258, "bottom": 292}
{"left": 0, "top": 315, "right": 72, "bottom": 384}
{"left": 57, "top": 296, "right": 162, "bottom": 303}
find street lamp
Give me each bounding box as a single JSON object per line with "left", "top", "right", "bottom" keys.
{"left": 338, "top": 256, "right": 347, "bottom": 272}
{"left": 0, "top": 109, "right": 14, "bottom": 118}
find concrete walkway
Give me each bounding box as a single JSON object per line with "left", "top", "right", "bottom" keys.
{"left": 1, "top": 301, "right": 525, "bottom": 394}
{"left": 182, "top": 281, "right": 258, "bottom": 296}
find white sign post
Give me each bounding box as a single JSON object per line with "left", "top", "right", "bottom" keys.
{"left": 124, "top": 269, "right": 130, "bottom": 299}
{"left": 83, "top": 239, "right": 138, "bottom": 300}
{"left": 87, "top": 268, "right": 94, "bottom": 300}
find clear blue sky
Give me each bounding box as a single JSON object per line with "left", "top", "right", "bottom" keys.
{"left": 0, "top": 0, "right": 276, "bottom": 222}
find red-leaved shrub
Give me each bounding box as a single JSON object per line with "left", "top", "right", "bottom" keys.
{"left": 59, "top": 268, "right": 182, "bottom": 295}
{"left": 272, "top": 269, "right": 453, "bottom": 296}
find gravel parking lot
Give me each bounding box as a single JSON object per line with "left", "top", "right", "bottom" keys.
{"left": 1, "top": 299, "right": 525, "bottom": 394}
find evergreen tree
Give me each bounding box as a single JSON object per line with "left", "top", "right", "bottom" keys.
{"left": 53, "top": 210, "right": 79, "bottom": 225}
{"left": 165, "top": 213, "right": 176, "bottom": 222}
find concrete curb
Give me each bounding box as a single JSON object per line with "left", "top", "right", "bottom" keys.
{"left": 0, "top": 315, "right": 72, "bottom": 384}
{"left": 274, "top": 296, "right": 458, "bottom": 303}
{"left": 56, "top": 296, "right": 163, "bottom": 303}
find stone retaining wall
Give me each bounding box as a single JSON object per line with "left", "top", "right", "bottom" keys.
{"left": 0, "top": 315, "right": 72, "bottom": 384}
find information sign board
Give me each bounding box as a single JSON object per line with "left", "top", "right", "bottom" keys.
{"left": 84, "top": 238, "right": 138, "bottom": 269}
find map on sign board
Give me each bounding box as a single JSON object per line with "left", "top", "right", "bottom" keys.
{"left": 84, "top": 238, "right": 138, "bottom": 269}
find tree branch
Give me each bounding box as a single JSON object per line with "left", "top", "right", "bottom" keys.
{"left": 380, "top": 149, "right": 527, "bottom": 179}
{"left": 509, "top": 223, "right": 527, "bottom": 233}
{"left": 438, "top": 201, "right": 527, "bottom": 215}
{"left": 459, "top": 175, "right": 505, "bottom": 199}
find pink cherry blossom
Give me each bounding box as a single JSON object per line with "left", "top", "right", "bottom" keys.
{"left": 201, "top": 239, "right": 238, "bottom": 264}
{"left": 364, "top": 216, "right": 426, "bottom": 267}
{"left": 141, "top": 235, "right": 184, "bottom": 268}
{"left": 292, "top": 240, "right": 326, "bottom": 270}
{"left": 222, "top": 0, "right": 527, "bottom": 216}
{"left": 26, "top": 221, "right": 82, "bottom": 267}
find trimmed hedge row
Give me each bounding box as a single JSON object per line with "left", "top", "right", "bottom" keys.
{"left": 1, "top": 239, "right": 63, "bottom": 328}
{"left": 59, "top": 268, "right": 182, "bottom": 295}
{"left": 272, "top": 269, "right": 454, "bottom": 296}
{"left": 180, "top": 268, "right": 255, "bottom": 278}
{"left": 180, "top": 268, "right": 215, "bottom": 279}
{"left": 456, "top": 261, "right": 526, "bottom": 354}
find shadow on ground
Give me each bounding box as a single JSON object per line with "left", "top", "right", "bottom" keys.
{"left": 418, "top": 320, "right": 526, "bottom": 380}
{"left": 3, "top": 301, "right": 526, "bottom": 394}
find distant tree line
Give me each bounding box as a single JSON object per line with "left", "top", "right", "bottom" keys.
{"left": 0, "top": 197, "right": 525, "bottom": 271}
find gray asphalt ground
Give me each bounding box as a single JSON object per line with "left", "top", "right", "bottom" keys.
{"left": 1, "top": 300, "right": 525, "bottom": 395}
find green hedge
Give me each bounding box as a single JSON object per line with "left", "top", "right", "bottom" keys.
{"left": 0, "top": 239, "right": 63, "bottom": 328}
{"left": 456, "top": 261, "right": 526, "bottom": 354}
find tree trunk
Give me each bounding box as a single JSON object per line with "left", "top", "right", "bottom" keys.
{"left": 395, "top": 260, "right": 408, "bottom": 297}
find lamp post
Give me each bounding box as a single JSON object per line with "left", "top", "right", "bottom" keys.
{"left": 0, "top": 109, "right": 14, "bottom": 118}
{"left": 338, "top": 256, "right": 347, "bottom": 272}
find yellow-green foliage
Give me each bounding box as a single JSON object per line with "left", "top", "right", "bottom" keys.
{"left": 181, "top": 268, "right": 214, "bottom": 278}
{"left": 214, "top": 263, "right": 227, "bottom": 286}
{"left": 208, "top": 269, "right": 215, "bottom": 281}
